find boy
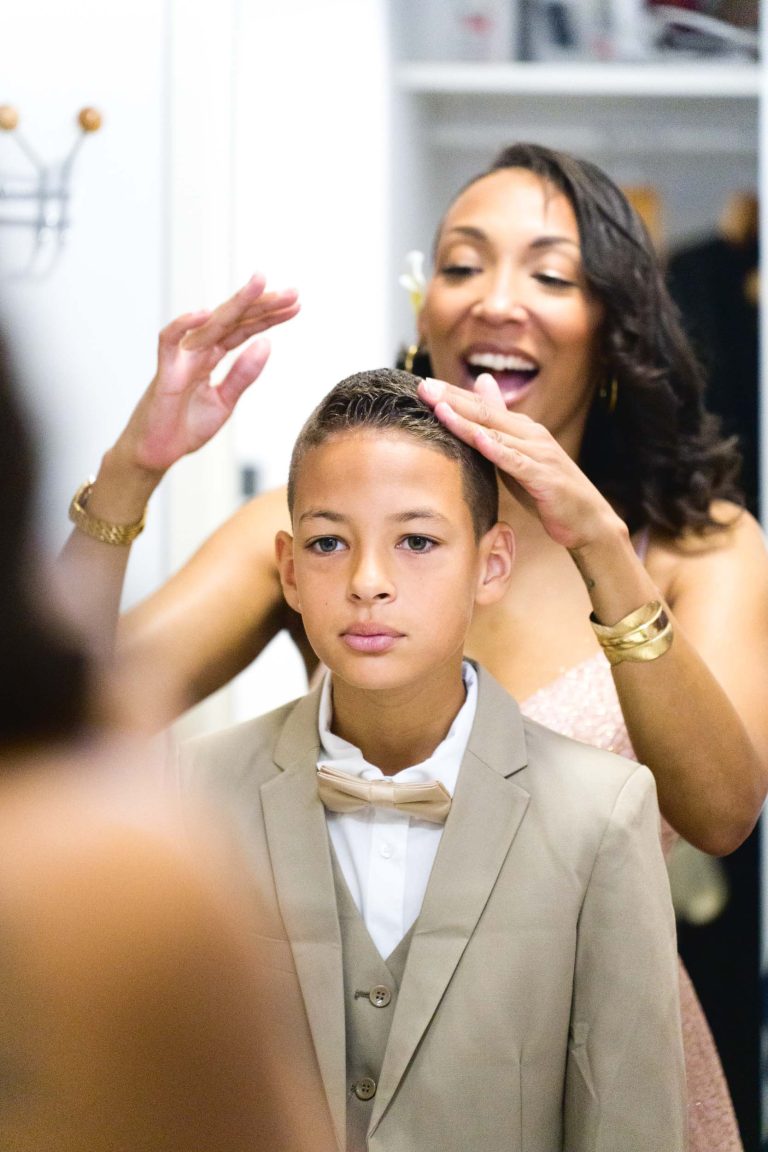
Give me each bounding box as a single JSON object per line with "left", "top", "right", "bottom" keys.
{"left": 180, "top": 368, "right": 686, "bottom": 1152}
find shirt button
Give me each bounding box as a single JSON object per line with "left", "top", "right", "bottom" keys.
{"left": 369, "top": 984, "right": 392, "bottom": 1008}
{"left": 354, "top": 1077, "right": 377, "bottom": 1101}
{"left": 379, "top": 843, "right": 393, "bottom": 858}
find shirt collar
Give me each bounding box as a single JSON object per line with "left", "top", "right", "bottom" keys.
{"left": 316, "top": 661, "right": 478, "bottom": 798}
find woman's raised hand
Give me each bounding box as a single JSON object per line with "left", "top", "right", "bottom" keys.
{"left": 118, "top": 275, "right": 300, "bottom": 478}
{"left": 418, "top": 373, "right": 619, "bottom": 553}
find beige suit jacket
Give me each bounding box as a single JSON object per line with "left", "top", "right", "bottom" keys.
{"left": 180, "top": 665, "right": 687, "bottom": 1152}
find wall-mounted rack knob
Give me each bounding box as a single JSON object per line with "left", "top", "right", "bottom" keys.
{"left": 78, "top": 107, "right": 102, "bottom": 133}
{"left": 0, "top": 106, "right": 19, "bottom": 132}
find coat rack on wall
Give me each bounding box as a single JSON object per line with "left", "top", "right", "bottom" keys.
{"left": 0, "top": 105, "right": 102, "bottom": 279}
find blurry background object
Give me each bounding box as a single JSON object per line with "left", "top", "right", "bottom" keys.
{"left": 622, "top": 183, "right": 664, "bottom": 249}
{"left": 520, "top": 0, "right": 654, "bottom": 61}
{"left": 666, "top": 189, "right": 759, "bottom": 516}
{"left": 668, "top": 839, "right": 731, "bottom": 926}
{"left": 401, "top": 0, "right": 518, "bottom": 61}
{"left": 647, "top": 1, "right": 759, "bottom": 60}
{"left": 0, "top": 105, "right": 102, "bottom": 280}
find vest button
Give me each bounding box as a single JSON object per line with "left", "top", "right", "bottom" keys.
{"left": 369, "top": 984, "right": 392, "bottom": 1008}
{"left": 354, "top": 1077, "right": 377, "bottom": 1101}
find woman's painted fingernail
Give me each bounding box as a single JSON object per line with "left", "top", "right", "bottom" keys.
{"left": 422, "top": 377, "right": 442, "bottom": 399}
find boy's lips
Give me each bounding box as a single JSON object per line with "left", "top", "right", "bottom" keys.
{"left": 342, "top": 623, "right": 404, "bottom": 654}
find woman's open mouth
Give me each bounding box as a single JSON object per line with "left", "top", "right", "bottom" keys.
{"left": 464, "top": 351, "right": 538, "bottom": 406}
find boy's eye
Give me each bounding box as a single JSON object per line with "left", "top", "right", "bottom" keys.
{"left": 308, "top": 536, "right": 344, "bottom": 554}
{"left": 400, "top": 535, "right": 436, "bottom": 553}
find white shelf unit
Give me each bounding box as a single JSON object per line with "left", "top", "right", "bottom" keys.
{"left": 396, "top": 60, "right": 760, "bottom": 97}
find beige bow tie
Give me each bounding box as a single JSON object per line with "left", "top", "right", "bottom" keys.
{"left": 317, "top": 764, "right": 451, "bottom": 825}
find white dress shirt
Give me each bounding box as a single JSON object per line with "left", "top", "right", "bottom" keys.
{"left": 317, "top": 662, "right": 478, "bottom": 959}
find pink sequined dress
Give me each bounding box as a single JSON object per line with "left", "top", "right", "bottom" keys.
{"left": 521, "top": 652, "right": 743, "bottom": 1151}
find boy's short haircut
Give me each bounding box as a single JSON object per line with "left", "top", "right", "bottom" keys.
{"left": 287, "top": 368, "right": 499, "bottom": 540}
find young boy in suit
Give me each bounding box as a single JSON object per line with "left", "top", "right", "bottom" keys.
{"left": 180, "top": 367, "right": 686, "bottom": 1152}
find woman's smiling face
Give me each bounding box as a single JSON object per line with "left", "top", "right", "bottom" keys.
{"left": 419, "top": 167, "right": 604, "bottom": 457}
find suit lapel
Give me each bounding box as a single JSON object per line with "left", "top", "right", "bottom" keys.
{"left": 261, "top": 688, "right": 347, "bottom": 1152}
{"left": 370, "top": 668, "right": 531, "bottom": 1132}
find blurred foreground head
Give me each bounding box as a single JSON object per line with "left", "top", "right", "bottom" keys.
{"left": 0, "top": 326, "right": 335, "bottom": 1151}
{"left": 0, "top": 328, "right": 91, "bottom": 747}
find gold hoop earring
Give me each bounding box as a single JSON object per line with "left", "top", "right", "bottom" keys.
{"left": 404, "top": 343, "right": 420, "bottom": 373}
{"left": 599, "top": 377, "right": 618, "bottom": 414}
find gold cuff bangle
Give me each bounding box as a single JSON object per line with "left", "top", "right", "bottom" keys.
{"left": 600, "top": 621, "right": 674, "bottom": 665}
{"left": 68, "top": 478, "right": 147, "bottom": 546}
{"left": 590, "top": 600, "right": 674, "bottom": 666}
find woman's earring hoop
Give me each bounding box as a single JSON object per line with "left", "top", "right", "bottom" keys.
{"left": 599, "top": 377, "right": 618, "bottom": 414}
{"left": 404, "top": 343, "right": 420, "bottom": 374}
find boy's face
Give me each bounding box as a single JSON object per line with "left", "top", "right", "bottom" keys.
{"left": 276, "top": 429, "right": 513, "bottom": 697}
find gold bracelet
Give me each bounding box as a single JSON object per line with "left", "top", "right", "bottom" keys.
{"left": 590, "top": 600, "right": 674, "bottom": 666}
{"left": 68, "top": 478, "right": 147, "bottom": 546}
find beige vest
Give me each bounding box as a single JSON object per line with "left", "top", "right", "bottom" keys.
{"left": 331, "top": 853, "right": 413, "bottom": 1152}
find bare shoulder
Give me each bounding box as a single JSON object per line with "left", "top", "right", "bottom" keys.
{"left": 645, "top": 502, "right": 768, "bottom": 598}
{"left": 119, "top": 483, "right": 300, "bottom": 706}
{"left": 195, "top": 483, "right": 291, "bottom": 563}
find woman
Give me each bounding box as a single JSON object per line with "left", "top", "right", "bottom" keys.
{"left": 0, "top": 327, "right": 332, "bottom": 1152}
{"left": 66, "top": 145, "right": 768, "bottom": 1149}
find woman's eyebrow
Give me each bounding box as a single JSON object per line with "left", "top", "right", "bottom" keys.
{"left": 443, "top": 225, "right": 580, "bottom": 252}
{"left": 530, "top": 234, "right": 580, "bottom": 252}
{"left": 443, "top": 225, "right": 487, "bottom": 242}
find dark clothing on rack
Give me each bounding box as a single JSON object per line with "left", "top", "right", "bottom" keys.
{"left": 666, "top": 233, "right": 759, "bottom": 516}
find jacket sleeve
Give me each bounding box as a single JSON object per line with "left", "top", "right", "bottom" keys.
{"left": 563, "top": 764, "right": 688, "bottom": 1151}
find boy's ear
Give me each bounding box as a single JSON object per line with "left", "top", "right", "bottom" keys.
{"left": 474, "top": 522, "right": 515, "bottom": 606}
{"left": 275, "top": 530, "right": 301, "bottom": 612}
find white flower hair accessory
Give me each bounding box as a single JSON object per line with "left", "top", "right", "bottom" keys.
{"left": 398, "top": 250, "right": 426, "bottom": 316}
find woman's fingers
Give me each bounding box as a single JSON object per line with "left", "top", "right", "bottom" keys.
{"left": 433, "top": 399, "right": 525, "bottom": 475}
{"left": 214, "top": 337, "right": 272, "bottom": 411}
{"left": 159, "top": 310, "right": 212, "bottom": 351}
{"left": 419, "top": 375, "right": 536, "bottom": 439}
{"left": 183, "top": 274, "right": 268, "bottom": 349}
{"left": 180, "top": 279, "right": 299, "bottom": 353}
{"left": 216, "top": 299, "right": 302, "bottom": 352}
{"left": 423, "top": 376, "right": 615, "bottom": 551}
{"left": 473, "top": 371, "right": 508, "bottom": 413}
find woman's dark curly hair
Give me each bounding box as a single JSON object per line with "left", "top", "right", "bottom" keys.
{"left": 402, "top": 142, "right": 743, "bottom": 536}
{"left": 0, "top": 328, "right": 91, "bottom": 745}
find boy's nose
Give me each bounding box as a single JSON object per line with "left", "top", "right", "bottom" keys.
{"left": 348, "top": 552, "right": 395, "bottom": 602}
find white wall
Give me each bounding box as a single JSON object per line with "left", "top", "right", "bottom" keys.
{"left": 1, "top": 0, "right": 392, "bottom": 731}
{"left": 227, "top": 0, "right": 393, "bottom": 721}
{"left": 0, "top": 0, "right": 169, "bottom": 608}
{"left": 166, "top": 0, "right": 393, "bottom": 731}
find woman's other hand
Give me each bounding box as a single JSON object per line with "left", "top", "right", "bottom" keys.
{"left": 59, "top": 275, "right": 299, "bottom": 662}
{"left": 119, "top": 274, "right": 300, "bottom": 479}
{"left": 419, "top": 372, "right": 618, "bottom": 551}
